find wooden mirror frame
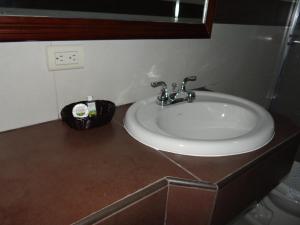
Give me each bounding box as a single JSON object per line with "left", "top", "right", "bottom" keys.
{"left": 0, "top": 0, "right": 216, "bottom": 41}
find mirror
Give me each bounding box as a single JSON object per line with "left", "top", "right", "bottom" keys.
{"left": 0, "top": 0, "right": 216, "bottom": 41}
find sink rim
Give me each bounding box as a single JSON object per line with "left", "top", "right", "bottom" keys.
{"left": 124, "top": 91, "right": 275, "bottom": 157}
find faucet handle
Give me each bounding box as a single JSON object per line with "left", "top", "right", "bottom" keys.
{"left": 183, "top": 76, "right": 197, "bottom": 83}
{"left": 181, "top": 76, "right": 197, "bottom": 92}
{"left": 151, "top": 81, "right": 167, "bottom": 88}
{"left": 151, "top": 81, "right": 169, "bottom": 105}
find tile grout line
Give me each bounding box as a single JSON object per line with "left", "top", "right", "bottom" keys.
{"left": 157, "top": 150, "right": 202, "bottom": 181}
{"left": 48, "top": 41, "right": 61, "bottom": 119}
{"left": 164, "top": 185, "right": 170, "bottom": 225}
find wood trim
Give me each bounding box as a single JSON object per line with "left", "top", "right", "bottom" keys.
{"left": 0, "top": 0, "right": 216, "bottom": 41}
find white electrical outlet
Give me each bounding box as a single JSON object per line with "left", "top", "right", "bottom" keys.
{"left": 47, "top": 45, "right": 84, "bottom": 71}
{"left": 55, "top": 51, "right": 79, "bottom": 65}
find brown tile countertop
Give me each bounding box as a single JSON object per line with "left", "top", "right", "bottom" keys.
{"left": 0, "top": 106, "right": 194, "bottom": 225}
{"left": 0, "top": 105, "right": 299, "bottom": 225}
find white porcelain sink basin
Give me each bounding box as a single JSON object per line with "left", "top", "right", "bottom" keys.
{"left": 124, "top": 92, "right": 274, "bottom": 157}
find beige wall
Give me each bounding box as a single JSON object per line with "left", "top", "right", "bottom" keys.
{"left": 0, "top": 24, "right": 285, "bottom": 132}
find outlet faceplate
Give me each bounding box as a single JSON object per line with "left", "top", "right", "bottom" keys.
{"left": 47, "top": 45, "right": 84, "bottom": 71}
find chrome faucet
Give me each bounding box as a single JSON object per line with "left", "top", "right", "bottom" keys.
{"left": 151, "top": 76, "right": 197, "bottom": 106}
{"left": 150, "top": 81, "right": 169, "bottom": 105}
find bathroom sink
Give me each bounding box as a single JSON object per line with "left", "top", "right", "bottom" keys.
{"left": 124, "top": 92, "right": 274, "bottom": 157}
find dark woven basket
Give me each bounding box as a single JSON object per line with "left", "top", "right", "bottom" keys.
{"left": 61, "top": 100, "right": 115, "bottom": 130}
